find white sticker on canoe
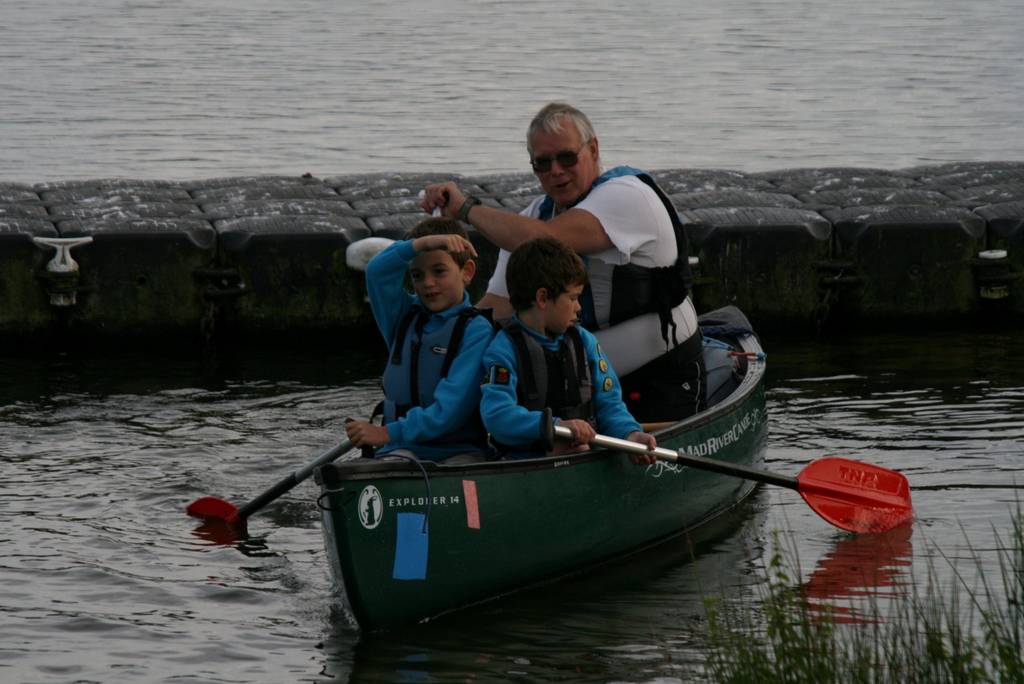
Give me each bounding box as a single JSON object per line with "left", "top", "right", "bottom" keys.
{"left": 387, "top": 495, "right": 461, "bottom": 509}
{"left": 357, "top": 487, "right": 464, "bottom": 531}
{"left": 358, "top": 485, "right": 384, "bottom": 529}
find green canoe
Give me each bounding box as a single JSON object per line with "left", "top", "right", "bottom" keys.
{"left": 315, "top": 332, "right": 767, "bottom": 631}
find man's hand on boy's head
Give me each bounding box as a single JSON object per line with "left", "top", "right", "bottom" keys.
{"left": 412, "top": 234, "right": 478, "bottom": 258}
{"left": 626, "top": 431, "right": 658, "bottom": 465}
{"left": 344, "top": 419, "right": 390, "bottom": 448}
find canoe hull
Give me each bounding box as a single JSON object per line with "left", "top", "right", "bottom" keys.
{"left": 317, "top": 338, "right": 767, "bottom": 630}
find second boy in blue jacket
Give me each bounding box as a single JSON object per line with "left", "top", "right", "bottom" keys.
{"left": 480, "top": 237, "right": 656, "bottom": 461}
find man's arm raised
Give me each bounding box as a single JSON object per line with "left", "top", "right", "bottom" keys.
{"left": 421, "top": 181, "right": 614, "bottom": 255}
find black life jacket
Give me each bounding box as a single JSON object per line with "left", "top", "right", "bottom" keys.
{"left": 538, "top": 166, "right": 692, "bottom": 347}
{"left": 492, "top": 318, "right": 596, "bottom": 455}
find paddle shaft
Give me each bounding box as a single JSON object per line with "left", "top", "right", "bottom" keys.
{"left": 555, "top": 426, "right": 798, "bottom": 491}
{"left": 234, "top": 439, "right": 353, "bottom": 521}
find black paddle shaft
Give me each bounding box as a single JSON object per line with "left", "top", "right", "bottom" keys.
{"left": 235, "top": 440, "right": 353, "bottom": 521}
{"left": 668, "top": 447, "right": 798, "bottom": 490}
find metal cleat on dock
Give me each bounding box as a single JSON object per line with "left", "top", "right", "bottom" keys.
{"left": 972, "top": 249, "right": 1017, "bottom": 301}
{"left": 32, "top": 236, "right": 93, "bottom": 306}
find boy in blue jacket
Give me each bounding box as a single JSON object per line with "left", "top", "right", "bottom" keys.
{"left": 344, "top": 218, "right": 494, "bottom": 463}
{"left": 480, "top": 237, "right": 657, "bottom": 461}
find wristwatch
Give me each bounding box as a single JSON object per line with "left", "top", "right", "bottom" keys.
{"left": 457, "top": 195, "right": 481, "bottom": 223}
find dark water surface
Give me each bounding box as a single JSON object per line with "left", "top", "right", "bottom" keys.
{"left": 2, "top": 331, "right": 1022, "bottom": 683}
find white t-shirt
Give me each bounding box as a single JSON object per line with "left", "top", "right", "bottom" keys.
{"left": 485, "top": 175, "right": 677, "bottom": 297}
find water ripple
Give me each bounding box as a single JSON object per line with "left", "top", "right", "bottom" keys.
{"left": 3, "top": 0, "right": 1024, "bottom": 181}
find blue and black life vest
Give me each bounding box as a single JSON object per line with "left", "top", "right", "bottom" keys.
{"left": 492, "top": 318, "right": 596, "bottom": 455}
{"left": 380, "top": 305, "right": 489, "bottom": 448}
{"left": 537, "top": 166, "right": 692, "bottom": 347}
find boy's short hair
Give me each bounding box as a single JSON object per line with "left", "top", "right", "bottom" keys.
{"left": 506, "top": 237, "right": 588, "bottom": 312}
{"left": 407, "top": 217, "right": 474, "bottom": 267}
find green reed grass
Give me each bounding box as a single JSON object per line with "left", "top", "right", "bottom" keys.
{"left": 702, "top": 511, "right": 1023, "bottom": 683}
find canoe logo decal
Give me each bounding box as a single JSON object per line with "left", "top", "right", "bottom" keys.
{"left": 359, "top": 485, "right": 384, "bottom": 529}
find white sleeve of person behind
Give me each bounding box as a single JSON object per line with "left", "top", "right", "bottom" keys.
{"left": 345, "top": 237, "right": 395, "bottom": 271}
{"left": 485, "top": 249, "right": 511, "bottom": 298}
{"left": 485, "top": 196, "right": 540, "bottom": 297}
{"left": 573, "top": 176, "right": 676, "bottom": 268}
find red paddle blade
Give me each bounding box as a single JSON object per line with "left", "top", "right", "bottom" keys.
{"left": 186, "top": 496, "right": 241, "bottom": 524}
{"left": 796, "top": 457, "right": 913, "bottom": 534}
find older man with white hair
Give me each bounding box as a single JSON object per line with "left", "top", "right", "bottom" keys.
{"left": 421, "top": 102, "right": 704, "bottom": 421}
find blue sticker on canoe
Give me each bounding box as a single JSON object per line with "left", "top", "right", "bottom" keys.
{"left": 392, "top": 512, "right": 428, "bottom": 580}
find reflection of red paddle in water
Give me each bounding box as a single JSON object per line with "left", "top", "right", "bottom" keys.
{"left": 802, "top": 524, "right": 915, "bottom": 623}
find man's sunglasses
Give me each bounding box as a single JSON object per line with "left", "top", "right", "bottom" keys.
{"left": 530, "top": 143, "right": 587, "bottom": 173}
